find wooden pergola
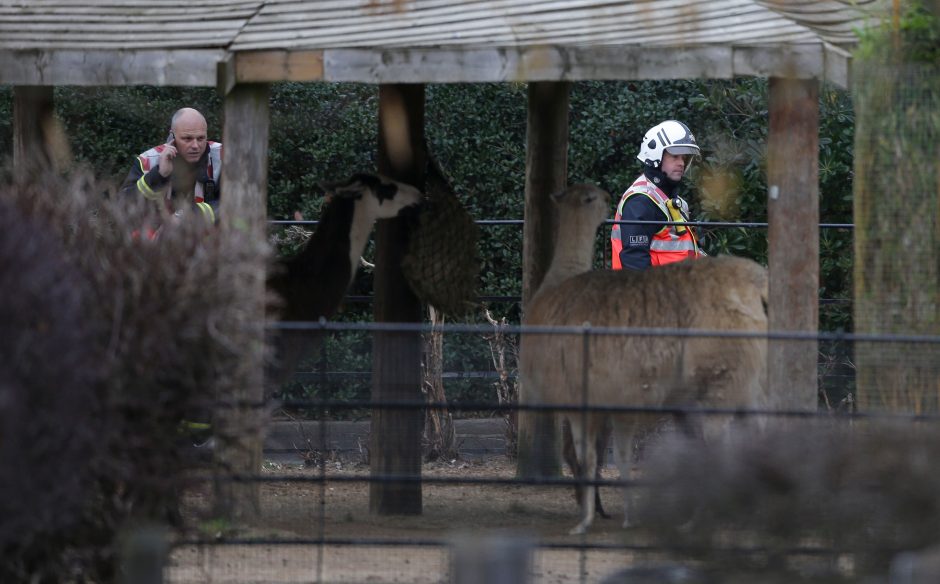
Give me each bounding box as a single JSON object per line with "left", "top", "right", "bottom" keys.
{"left": 1, "top": 0, "right": 880, "bottom": 517}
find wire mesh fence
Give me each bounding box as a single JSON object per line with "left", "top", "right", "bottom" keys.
{"left": 153, "top": 314, "right": 940, "bottom": 584}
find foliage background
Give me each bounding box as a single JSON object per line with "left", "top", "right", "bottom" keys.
{"left": 852, "top": 0, "right": 940, "bottom": 412}
{"left": 0, "top": 78, "right": 857, "bottom": 408}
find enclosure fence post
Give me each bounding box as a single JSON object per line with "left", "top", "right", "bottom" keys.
{"left": 450, "top": 533, "right": 534, "bottom": 584}
{"left": 118, "top": 525, "right": 169, "bottom": 584}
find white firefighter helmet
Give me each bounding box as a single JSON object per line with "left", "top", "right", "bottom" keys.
{"left": 636, "top": 120, "right": 700, "bottom": 167}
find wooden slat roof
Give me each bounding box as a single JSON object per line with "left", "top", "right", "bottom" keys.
{"left": 0, "top": 0, "right": 884, "bottom": 88}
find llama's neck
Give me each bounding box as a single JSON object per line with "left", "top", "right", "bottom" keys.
{"left": 539, "top": 220, "right": 598, "bottom": 293}
{"left": 346, "top": 199, "right": 373, "bottom": 286}
{"left": 299, "top": 198, "right": 357, "bottom": 285}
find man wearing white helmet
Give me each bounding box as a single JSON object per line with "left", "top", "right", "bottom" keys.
{"left": 610, "top": 120, "right": 704, "bottom": 270}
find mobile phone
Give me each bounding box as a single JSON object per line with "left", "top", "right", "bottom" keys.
{"left": 166, "top": 130, "right": 175, "bottom": 146}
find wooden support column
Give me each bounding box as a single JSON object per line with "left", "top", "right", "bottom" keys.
{"left": 12, "top": 85, "right": 70, "bottom": 182}
{"left": 215, "top": 83, "right": 270, "bottom": 520}
{"left": 767, "top": 76, "right": 819, "bottom": 411}
{"left": 517, "top": 81, "right": 570, "bottom": 478}
{"left": 370, "top": 83, "right": 426, "bottom": 515}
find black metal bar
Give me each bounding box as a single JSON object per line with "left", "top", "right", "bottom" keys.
{"left": 268, "top": 219, "right": 855, "bottom": 229}
{"left": 170, "top": 535, "right": 879, "bottom": 557}
{"left": 206, "top": 474, "right": 643, "bottom": 489}
{"left": 291, "top": 370, "right": 506, "bottom": 381}
{"left": 266, "top": 319, "right": 940, "bottom": 345}
{"left": 210, "top": 397, "right": 940, "bottom": 423}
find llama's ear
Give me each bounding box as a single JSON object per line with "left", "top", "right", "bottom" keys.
{"left": 320, "top": 174, "right": 370, "bottom": 198}
{"left": 573, "top": 183, "right": 609, "bottom": 205}
{"left": 318, "top": 179, "right": 342, "bottom": 193}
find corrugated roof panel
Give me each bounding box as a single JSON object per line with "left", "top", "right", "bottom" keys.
{"left": 233, "top": 10, "right": 816, "bottom": 51}
{"left": 0, "top": 0, "right": 262, "bottom": 49}
{"left": 243, "top": 1, "right": 694, "bottom": 36}
{"left": 756, "top": 0, "right": 882, "bottom": 44}
{"left": 0, "top": 0, "right": 877, "bottom": 51}
{"left": 232, "top": 0, "right": 817, "bottom": 50}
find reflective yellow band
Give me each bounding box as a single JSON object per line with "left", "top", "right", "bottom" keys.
{"left": 180, "top": 420, "right": 212, "bottom": 431}
{"left": 136, "top": 175, "right": 159, "bottom": 199}
{"left": 195, "top": 202, "right": 215, "bottom": 224}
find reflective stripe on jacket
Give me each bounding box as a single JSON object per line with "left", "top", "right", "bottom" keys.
{"left": 611, "top": 174, "right": 702, "bottom": 269}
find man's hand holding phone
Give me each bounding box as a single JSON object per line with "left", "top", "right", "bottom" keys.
{"left": 158, "top": 130, "right": 177, "bottom": 178}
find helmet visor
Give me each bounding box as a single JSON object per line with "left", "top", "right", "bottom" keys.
{"left": 665, "top": 146, "right": 699, "bottom": 156}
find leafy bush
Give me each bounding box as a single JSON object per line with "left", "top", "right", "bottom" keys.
{"left": 851, "top": 0, "right": 940, "bottom": 412}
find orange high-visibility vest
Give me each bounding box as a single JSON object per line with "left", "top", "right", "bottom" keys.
{"left": 610, "top": 174, "right": 702, "bottom": 270}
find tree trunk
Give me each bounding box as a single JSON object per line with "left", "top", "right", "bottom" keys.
{"left": 13, "top": 85, "right": 71, "bottom": 182}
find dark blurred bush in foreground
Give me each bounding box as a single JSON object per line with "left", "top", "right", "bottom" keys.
{"left": 0, "top": 168, "right": 268, "bottom": 582}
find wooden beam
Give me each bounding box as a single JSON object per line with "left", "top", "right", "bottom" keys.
{"left": 214, "top": 82, "right": 270, "bottom": 521}
{"left": 220, "top": 50, "right": 324, "bottom": 94}
{"left": 319, "top": 44, "right": 848, "bottom": 88}
{"left": 767, "top": 76, "right": 819, "bottom": 412}
{"left": 733, "top": 45, "right": 826, "bottom": 81}
{"left": 370, "top": 83, "right": 426, "bottom": 516}
{"left": 823, "top": 42, "right": 853, "bottom": 89}
{"left": 0, "top": 49, "right": 224, "bottom": 86}
{"left": 323, "top": 46, "right": 735, "bottom": 84}
{"left": 517, "top": 81, "right": 570, "bottom": 479}
{"left": 0, "top": 44, "right": 851, "bottom": 90}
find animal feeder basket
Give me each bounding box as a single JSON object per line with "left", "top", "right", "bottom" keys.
{"left": 402, "top": 171, "right": 480, "bottom": 318}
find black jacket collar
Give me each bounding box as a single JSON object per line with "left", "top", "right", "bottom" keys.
{"left": 643, "top": 165, "right": 681, "bottom": 198}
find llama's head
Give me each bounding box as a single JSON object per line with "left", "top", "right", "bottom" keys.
{"left": 552, "top": 183, "right": 611, "bottom": 233}
{"left": 320, "top": 173, "right": 424, "bottom": 222}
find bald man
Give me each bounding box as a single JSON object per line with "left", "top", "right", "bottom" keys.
{"left": 120, "top": 107, "right": 222, "bottom": 224}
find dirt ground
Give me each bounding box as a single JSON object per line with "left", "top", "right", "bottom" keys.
{"left": 168, "top": 456, "right": 658, "bottom": 584}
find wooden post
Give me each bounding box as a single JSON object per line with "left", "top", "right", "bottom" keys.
{"left": 370, "top": 83, "right": 425, "bottom": 515}
{"left": 215, "top": 83, "right": 270, "bottom": 520}
{"left": 517, "top": 81, "right": 570, "bottom": 478}
{"left": 767, "top": 76, "right": 819, "bottom": 411}
{"left": 12, "top": 85, "right": 70, "bottom": 182}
